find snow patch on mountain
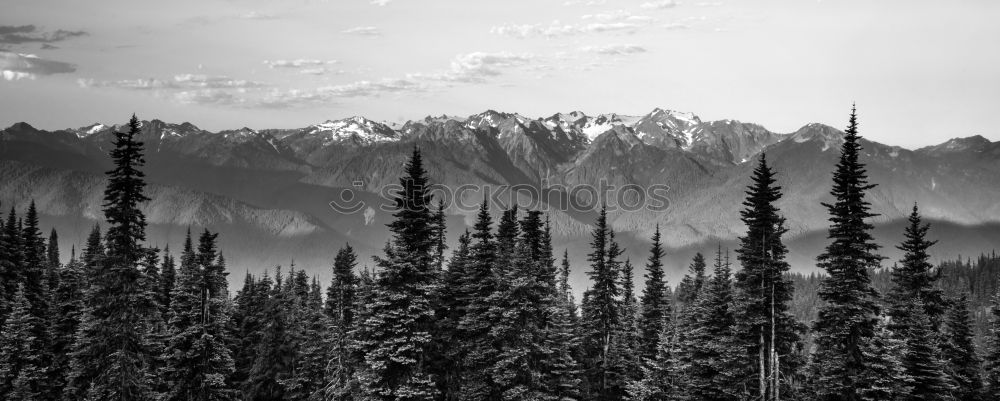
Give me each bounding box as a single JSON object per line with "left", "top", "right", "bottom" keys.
{"left": 306, "top": 116, "right": 399, "bottom": 145}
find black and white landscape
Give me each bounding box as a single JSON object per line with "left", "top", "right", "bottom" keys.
{"left": 2, "top": 0, "right": 1000, "bottom": 400}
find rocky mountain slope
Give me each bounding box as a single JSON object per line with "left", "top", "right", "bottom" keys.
{"left": 2, "top": 109, "right": 997, "bottom": 285}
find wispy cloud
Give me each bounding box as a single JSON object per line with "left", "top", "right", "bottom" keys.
{"left": 640, "top": 0, "right": 679, "bottom": 10}
{"left": 239, "top": 11, "right": 278, "bottom": 20}
{"left": 579, "top": 44, "right": 646, "bottom": 55}
{"left": 370, "top": 0, "right": 392, "bottom": 5}
{"left": 0, "top": 25, "right": 87, "bottom": 45}
{"left": 491, "top": 22, "right": 643, "bottom": 38}
{"left": 342, "top": 27, "right": 381, "bottom": 37}
{"left": 78, "top": 74, "right": 265, "bottom": 90}
{"left": 412, "top": 52, "right": 536, "bottom": 83}
{"left": 582, "top": 10, "right": 654, "bottom": 23}
{"left": 76, "top": 50, "right": 538, "bottom": 108}
{"left": 263, "top": 59, "right": 338, "bottom": 69}
{"left": 563, "top": 0, "right": 607, "bottom": 5}
{"left": 0, "top": 51, "right": 76, "bottom": 80}
{"left": 263, "top": 59, "right": 343, "bottom": 75}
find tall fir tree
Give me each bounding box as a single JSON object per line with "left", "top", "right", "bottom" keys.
{"left": 455, "top": 200, "right": 500, "bottom": 400}
{"left": 984, "top": 289, "right": 1000, "bottom": 400}
{"left": 678, "top": 246, "right": 741, "bottom": 401}
{"left": 941, "top": 295, "right": 983, "bottom": 401}
{"left": 887, "top": 204, "right": 947, "bottom": 334}
{"left": 581, "top": 205, "right": 625, "bottom": 401}
{"left": 45, "top": 228, "right": 60, "bottom": 297}
{"left": 855, "top": 318, "right": 910, "bottom": 401}
{"left": 733, "top": 153, "right": 803, "bottom": 400}
{"left": 66, "top": 114, "right": 155, "bottom": 401}
{"left": 246, "top": 267, "right": 296, "bottom": 401}
{"left": 0, "top": 206, "right": 19, "bottom": 321}
{"left": 0, "top": 285, "right": 46, "bottom": 400}
{"left": 354, "top": 147, "right": 440, "bottom": 400}
{"left": 163, "top": 229, "right": 236, "bottom": 401}
{"left": 811, "top": 106, "right": 885, "bottom": 401}
{"left": 47, "top": 244, "right": 87, "bottom": 399}
{"left": 638, "top": 225, "right": 669, "bottom": 364}
{"left": 618, "top": 259, "right": 640, "bottom": 384}
{"left": 159, "top": 245, "right": 176, "bottom": 317}
{"left": 899, "top": 302, "right": 954, "bottom": 400}
{"left": 284, "top": 276, "right": 333, "bottom": 401}
{"left": 326, "top": 243, "right": 360, "bottom": 400}
{"left": 676, "top": 253, "right": 706, "bottom": 306}
{"left": 435, "top": 231, "right": 471, "bottom": 401}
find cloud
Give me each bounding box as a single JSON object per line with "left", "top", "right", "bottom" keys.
{"left": 264, "top": 59, "right": 337, "bottom": 68}
{"left": 0, "top": 51, "right": 76, "bottom": 80}
{"left": 0, "top": 25, "right": 87, "bottom": 45}
{"left": 579, "top": 44, "right": 646, "bottom": 55}
{"left": 563, "top": 0, "right": 607, "bottom": 5}
{"left": 78, "top": 74, "right": 265, "bottom": 90}
{"left": 412, "top": 52, "right": 535, "bottom": 83}
{"left": 318, "top": 78, "right": 423, "bottom": 97}
{"left": 342, "top": 27, "right": 381, "bottom": 36}
{"left": 582, "top": 10, "right": 654, "bottom": 23}
{"left": 239, "top": 11, "right": 278, "bottom": 20}
{"left": 370, "top": 0, "right": 392, "bottom": 5}
{"left": 640, "top": 0, "right": 679, "bottom": 10}
{"left": 77, "top": 50, "right": 536, "bottom": 108}
{"left": 263, "top": 59, "right": 342, "bottom": 75}
{"left": 490, "top": 22, "right": 642, "bottom": 38}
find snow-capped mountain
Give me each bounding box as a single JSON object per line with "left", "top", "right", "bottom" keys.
{"left": 2, "top": 108, "right": 999, "bottom": 280}
{"left": 303, "top": 116, "right": 399, "bottom": 145}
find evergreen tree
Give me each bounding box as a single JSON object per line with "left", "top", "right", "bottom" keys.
{"left": 887, "top": 204, "right": 947, "bottom": 333}
{"left": 676, "top": 253, "right": 706, "bottom": 306}
{"left": 66, "top": 114, "right": 155, "bottom": 401}
{"left": 541, "top": 247, "right": 582, "bottom": 401}
{"left": 733, "top": 153, "right": 803, "bottom": 400}
{"left": 163, "top": 229, "right": 236, "bottom": 401}
{"left": 284, "top": 276, "right": 333, "bottom": 401}
{"left": 626, "top": 321, "right": 678, "bottom": 401}
{"left": 81, "top": 224, "right": 104, "bottom": 283}
{"left": 581, "top": 205, "right": 624, "bottom": 401}
{"left": 811, "top": 107, "right": 885, "bottom": 401}
{"left": 638, "top": 225, "right": 669, "bottom": 364}
{"left": 618, "top": 259, "right": 640, "bottom": 384}
{"left": 0, "top": 286, "right": 45, "bottom": 401}
{"left": 354, "top": 148, "right": 440, "bottom": 400}
{"left": 899, "top": 302, "right": 954, "bottom": 400}
{"left": 327, "top": 244, "right": 360, "bottom": 400}
{"left": 0, "top": 207, "right": 20, "bottom": 321}
{"left": 941, "top": 295, "right": 983, "bottom": 401}
{"left": 984, "top": 289, "right": 1000, "bottom": 400}
{"left": 160, "top": 245, "right": 176, "bottom": 317}
{"left": 247, "top": 267, "right": 295, "bottom": 400}
{"left": 455, "top": 200, "right": 500, "bottom": 400}
{"left": 433, "top": 200, "right": 448, "bottom": 272}
{"left": 47, "top": 245, "right": 87, "bottom": 399}
{"left": 435, "top": 231, "right": 470, "bottom": 401}
{"left": 46, "top": 228, "right": 60, "bottom": 296}
{"left": 855, "top": 318, "right": 910, "bottom": 401}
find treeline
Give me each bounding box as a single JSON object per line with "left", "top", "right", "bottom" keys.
{"left": 1, "top": 109, "right": 1000, "bottom": 401}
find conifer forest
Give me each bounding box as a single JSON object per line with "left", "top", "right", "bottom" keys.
{"left": 3, "top": 107, "right": 1000, "bottom": 401}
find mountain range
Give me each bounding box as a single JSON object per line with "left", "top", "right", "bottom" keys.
{"left": 2, "top": 108, "right": 999, "bottom": 287}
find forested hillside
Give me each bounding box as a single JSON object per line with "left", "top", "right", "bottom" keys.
{"left": 1, "top": 110, "right": 999, "bottom": 401}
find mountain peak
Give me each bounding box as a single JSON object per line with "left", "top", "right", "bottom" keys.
{"left": 789, "top": 123, "right": 843, "bottom": 152}
{"left": 918, "top": 135, "right": 993, "bottom": 155}
{"left": 306, "top": 116, "right": 398, "bottom": 145}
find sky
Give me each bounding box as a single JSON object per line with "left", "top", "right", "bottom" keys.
{"left": 1, "top": 0, "right": 998, "bottom": 149}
